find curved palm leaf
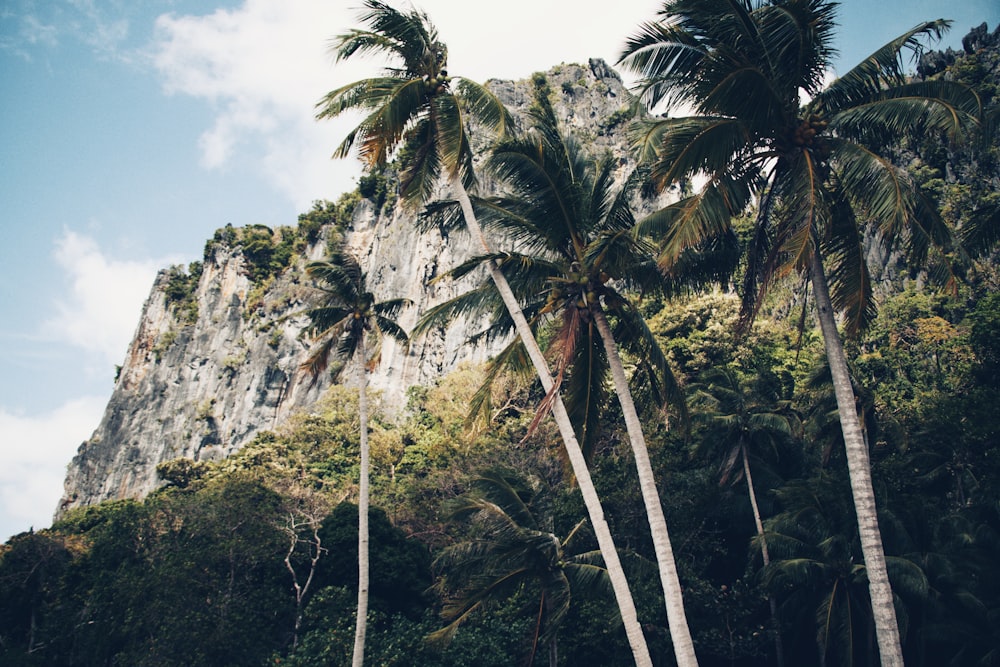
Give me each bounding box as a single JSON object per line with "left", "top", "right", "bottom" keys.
{"left": 316, "top": 0, "right": 512, "bottom": 209}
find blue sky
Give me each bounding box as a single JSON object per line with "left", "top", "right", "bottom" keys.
{"left": 1, "top": 0, "right": 997, "bottom": 542}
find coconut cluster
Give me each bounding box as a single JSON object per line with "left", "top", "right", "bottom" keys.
{"left": 544, "top": 269, "right": 613, "bottom": 316}
{"left": 423, "top": 69, "right": 451, "bottom": 96}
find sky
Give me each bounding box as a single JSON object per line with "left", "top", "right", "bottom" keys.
{"left": 1, "top": 0, "right": 997, "bottom": 543}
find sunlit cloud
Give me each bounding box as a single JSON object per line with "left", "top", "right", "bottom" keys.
{"left": 0, "top": 396, "right": 107, "bottom": 540}
{"left": 44, "top": 230, "right": 172, "bottom": 368}
{"left": 151, "top": 1, "right": 365, "bottom": 208}
{"left": 147, "top": 0, "right": 659, "bottom": 210}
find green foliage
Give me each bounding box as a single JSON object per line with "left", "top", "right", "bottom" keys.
{"left": 162, "top": 261, "right": 202, "bottom": 324}
{"left": 151, "top": 329, "right": 178, "bottom": 362}
{"left": 968, "top": 291, "right": 1000, "bottom": 386}
{"left": 284, "top": 586, "right": 529, "bottom": 667}
{"left": 316, "top": 502, "right": 431, "bottom": 614}
{"left": 646, "top": 291, "right": 818, "bottom": 389}
{"left": 431, "top": 469, "right": 613, "bottom": 660}
{"left": 601, "top": 106, "right": 634, "bottom": 132}
{"left": 2, "top": 483, "right": 293, "bottom": 667}
{"left": 529, "top": 72, "right": 555, "bottom": 116}
{"left": 201, "top": 223, "right": 296, "bottom": 287}
{"left": 358, "top": 171, "right": 389, "bottom": 211}
{"left": 296, "top": 200, "right": 339, "bottom": 247}
{"left": 855, "top": 289, "right": 975, "bottom": 420}
{"left": 156, "top": 457, "right": 209, "bottom": 488}
{"left": 7, "top": 269, "right": 1000, "bottom": 665}
{"left": 0, "top": 530, "right": 80, "bottom": 664}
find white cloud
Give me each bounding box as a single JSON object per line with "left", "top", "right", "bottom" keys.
{"left": 45, "top": 230, "right": 170, "bottom": 368}
{"left": 148, "top": 0, "right": 661, "bottom": 210}
{"left": 151, "top": 1, "right": 365, "bottom": 208}
{"left": 0, "top": 396, "right": 107, "bottom": 541}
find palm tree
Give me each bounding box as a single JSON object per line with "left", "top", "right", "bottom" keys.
{"left": 689, "top": 364, "right": 797, "bottom": 665}
{"left": 619, "top": 2, "right": 981, "bottom": 663}
{"left": 431, "top": 469, "right": 612, "bottom": 667}
{"left": 762, "top": 477, "right": 928, "bottom": 666}
{"left": 690, "top": 366, "right": 796, "bottom": 561}
{"left": 318, "top": 3, "right": 655, "bottom": 663}
{"left": 300, "top": 247, "right": 409, "bottom": 667}
{"left": 419, "top": 86, "right": 704, "bottom": 665}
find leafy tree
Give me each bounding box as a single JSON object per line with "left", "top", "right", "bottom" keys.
{"left": 620, "top": 2, "right": 981, "bottom": 663}
{"left": 318, "top": 3, "right": 655, "bottom": 662}
{"left": 45, "top": 482, "right": 292, "bottom": 667}
{"left": 301, "top": 246, "right": 409, "bottom": 667}
{"left": 0, "top": 530, "right": 78, "bottom": 664}
{"left": 431, "top": 469, "right": 612, "bottom": 666}
{"left": 314, "top": 502, "right": 432, "bottom": 616}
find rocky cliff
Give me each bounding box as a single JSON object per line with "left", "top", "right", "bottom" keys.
{"left": 57, "top": 60, "right": 649, "bottom": 515}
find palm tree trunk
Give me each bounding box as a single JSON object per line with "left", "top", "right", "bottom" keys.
{"left": 809, "top": 248, "right": 903, "bottom": 667}
{"left": 451, "top": 176, "right": 655, "bottom": 667}
{"left": 591, "top": 306, "right": 699, "bottom": 667}
{"left": 351, "top": 340, "right": 369, "bottom": 667}
{"left": 741, "top": 444, "right": 785, "bottom": 667}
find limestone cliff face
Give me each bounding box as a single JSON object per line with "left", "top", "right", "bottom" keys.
{"left": 57, "top": 59, "right": 648, "bottom": 515}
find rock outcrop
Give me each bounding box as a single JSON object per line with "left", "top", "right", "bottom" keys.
{"left": 57, "top": 60, "right": 648, "bottom": 515}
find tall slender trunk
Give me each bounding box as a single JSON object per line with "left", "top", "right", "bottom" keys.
{"left": 740, "top": 444, "right": 784, "bottom": 667}
{"left": 809, "top": 248, "right": 903, "bottom": 667}
{"left": 591, "top": 306, "right": 699, "bottom": 667}
{"left": 351, "top": 339, "right": 370, "bottom": 667}
{"left": 451, "top": 176, "right": 655, "bottom": 667}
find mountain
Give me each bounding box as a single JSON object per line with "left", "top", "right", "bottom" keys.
{"left": 56, "top": 59, "right": 649, "bottom": 516}
{"left": 59, "top": 20, "right": 1000, "bottom": 518}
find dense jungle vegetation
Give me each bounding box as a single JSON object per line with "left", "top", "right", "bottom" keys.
{"left": 2, "top": 1, "right": 999, "bottom": 665}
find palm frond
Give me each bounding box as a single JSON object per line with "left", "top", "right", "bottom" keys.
{"left": 374, "top": 314, "right": 409, "bottom": 345}
{"left": 300, "top": 305, "right": 353, "bottom": 336}
{"left": 820, "top": 20, "right": 952, "bottom": 112}
{"left": 416, "top": 197, "right": 464, "bottom": 234}
{"left": 318, "top": 77, "right": 429, "bottom": 168}
{"left": 561, "top": 319, "right": 609, "bottom": 460}
{"left": 470, "top": 469, "right": 540, "bottom": 531}
{"left": 830, "top": 83, "right": 981, "bottom": 148}
{"left": 961, "top": 201, "right": 1000, "bottom": 256}
{"left": 300, "top": 335, "right": 340, "bottom": 384}
{"left": 640, "top": 174, "right": 751, "bottom": 272}
{"left": 411, "top": 282, "right": 505, "bottom": 339}
{"left": 373, "top": 297, "right": 410, "bottom": 320}
{"left": 777, "top": 150, "right": 827, "bottom": 275}
{"left": 465, "top": 339, "right": 533, "bottom": 431}
{"left": 612, "top": 302, "right": 687, "bottom": 422}
{"left": 398, "top": 115, "right": 442, "bottom": 206}
{"left": 630, "top": 116, "right": 752, "bottom": 188}
{"left": 455, "top": 78, "right": 515, "bottom": 140}
{"left": 337, "top": 1, "right": 440, "bottom": 75}
{"left": 431, "top": 92, "right": 468, "bottom": 182}
{"left": 822, "top": 182, "right": 875, "bottom": 337}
